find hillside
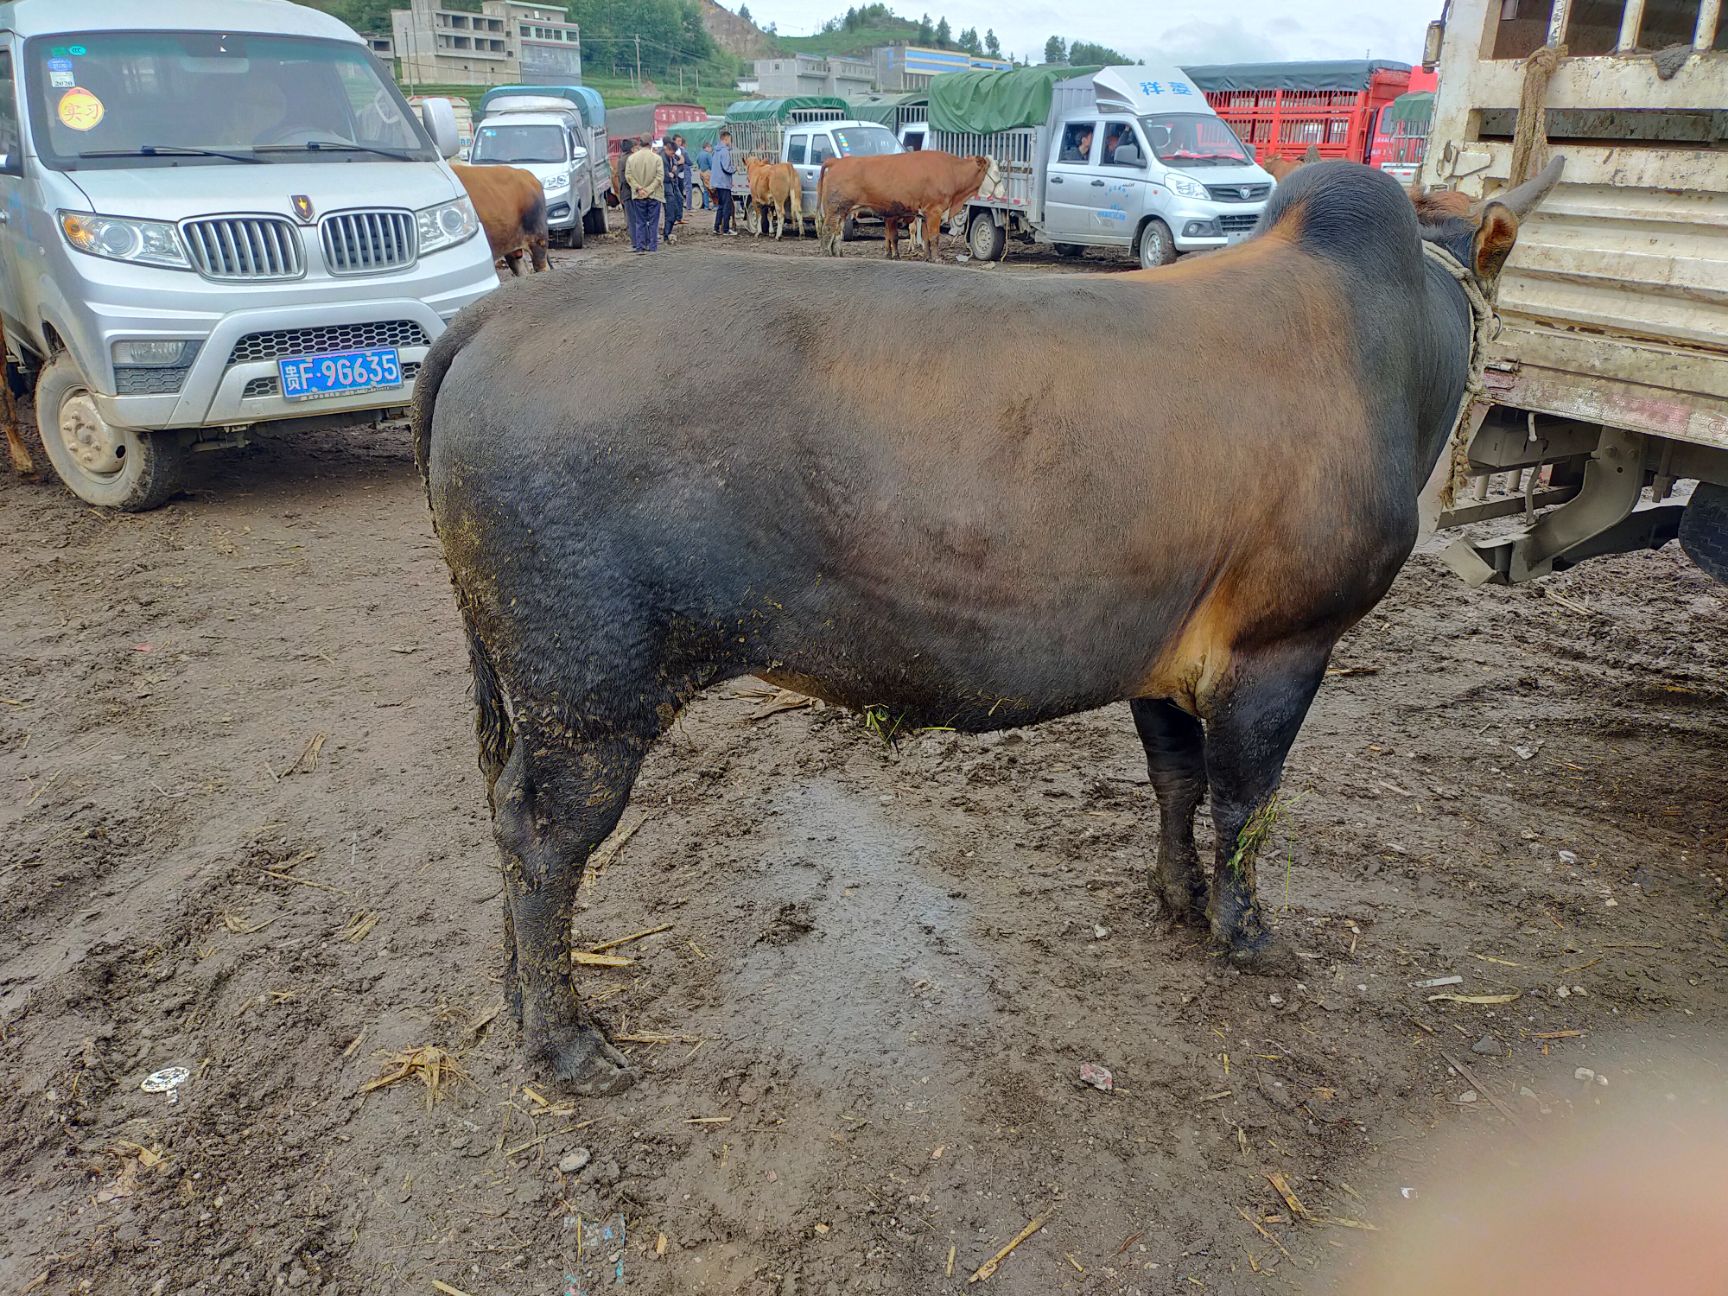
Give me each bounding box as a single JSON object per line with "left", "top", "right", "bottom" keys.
{"left": 697, "top": 0, "right": 778, "bottom": 59}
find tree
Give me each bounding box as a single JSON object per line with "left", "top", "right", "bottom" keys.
{"left": 984, "top": 28, "right": 1000, "bottom": 56}
{"left": 934, "top": 16, "right": 952, "bottom": 46}
{"left": 917, "top": 13, "right": 935, "bottom": 42}
{"left": 1042, "top": 35, "right": 1066, "bottom": 63}
{"left": 958, "top": 26, "right": 980, "bottom": 54}
{"left": 1068, "top": 39, "right": 1133, "bottom": 65}
{"left": 738, "top": 2, "right": 752, "bottom": 19}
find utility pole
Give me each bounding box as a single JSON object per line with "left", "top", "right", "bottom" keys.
{"left": 635, "top": 34, "right": 641, "bottom": 86}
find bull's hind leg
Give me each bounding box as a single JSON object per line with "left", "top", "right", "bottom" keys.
{"left": 1201, "top": 644, "right": 1329, "bottom": 974}
{"left": 493, "top": 723, "right": 646, "bottom": 1094}
{"left": 1129, "top": 698, "right": 1209, "bottom": 926}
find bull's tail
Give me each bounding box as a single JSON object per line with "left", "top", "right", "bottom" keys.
{"left": 527, "top": 188, "right": 550, "bottom": 272}
{"left": 815, "top": 160, "right": 833, "bottom": 254}
{"left": 787, "top": 176, "right": 804, "bottom": 239}
{"left": 412, "top": 290, "right": 502, "bottom": 509}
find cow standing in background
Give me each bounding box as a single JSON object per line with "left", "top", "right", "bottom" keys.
{"left": 816, "top": 151, "right": 1004, "bottom": 261}
{"left": 451, "top": 162, "right": 549, "bottom": 276}
{"left": 415, "top": 159, "right": 1563, "bottom": 1093}
{"left": 748, "top": 159, "right": 804, "bottom": 239}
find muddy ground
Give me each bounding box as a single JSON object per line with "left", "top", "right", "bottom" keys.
{"left": 3, "top": 219, "right": 1728, "bottom": 1296}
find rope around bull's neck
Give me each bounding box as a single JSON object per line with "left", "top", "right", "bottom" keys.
{"left": 1422, "top": 238, "right": 1498, "bottom": 511}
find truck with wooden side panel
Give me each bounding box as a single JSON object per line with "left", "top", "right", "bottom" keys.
{"left": 1418, "top": 0, "right": 1728, "bottom": 583}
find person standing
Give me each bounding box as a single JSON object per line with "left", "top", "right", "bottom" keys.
{"left": 617, "top": 138, "right": 641, "bottom": 252}
{"left": 695, "top": 140, "right": 713, "bottom": 210}
{"left": 624, "top": 135, "right": 664, "bottom": 253}
{"left": 661, "top": 136, "right": 683, "bottom": 243}
{"left": 711, "top": 129, "right": 737, "bottom": 236}
{"left": 675, "top": 133, "right": 693, "bottom": 219}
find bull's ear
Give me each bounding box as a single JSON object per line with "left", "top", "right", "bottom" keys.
{"left": 1470, "top": 200, "right": 1519, "bottom": 283}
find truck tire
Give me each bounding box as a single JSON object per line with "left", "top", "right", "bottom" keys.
{"left": 1054, "top": 243, "right": 1085, "bottom": 258}
{"left": 584, "top": 203, "right": 608, "bottom": 237}
{"left": 35, "top": 351, "right": 187, "bottom": 511}
{"left": 1680, "top": 482, "right": 1728, "bottom": 584}
{"left": 967, "top": 209, "right": 1005, "bottom": 262}
{"left": 841, "top": 214, "right": 860, "bottom": 243}
{"left": 1138, "top": 219, "right": 1175, "bottom": 269}
{"left": 567, "top": 210, "right": 585, "bottom": 249}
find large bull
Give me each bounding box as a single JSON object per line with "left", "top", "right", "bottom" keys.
{"left": 451, "top": 162, "right": 549, "bottom": 276}
{"left": 747, "top": 158, "right": 803, "bottom": 239}
{"left": 816, "top": 150, "right": 1004, "bottom": 261}
{"left": 416, "top": 158, "right": 1564, "bottom": 1093}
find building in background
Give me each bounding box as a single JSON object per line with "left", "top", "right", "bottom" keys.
{"left": 752, "top": 53, "right": 874, "bottom": 98}
{"left": 872, "top": 43, "right": 1010, "bottom": 90}
{"left": 392, "top": 0, "right": 579, "bottom": 88}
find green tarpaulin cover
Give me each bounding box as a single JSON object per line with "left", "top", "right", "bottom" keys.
{"left": 1384, "top": 90, "right": 1435, "bottom": 127}
{"left": 724, "top": 96, "right": 849, "bottom": 123}
{"left": 847, "top": 92, "right": 925, "bottom": 125}
{"left": 1183, "top": 60, "right": 1411, "bottom": 93}
{"left": 928, "top": 65, "right": 1103, "bottom": 134}
{"left": 669, "top": 120, "right": 722, "bottom": 150}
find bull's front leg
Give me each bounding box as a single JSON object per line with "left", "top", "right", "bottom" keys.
{"left": 1200, "top": 643, "right": 1329, "bottom": 974}
{"left": 492, "top": 727, "right": 643, "bottom": 1095}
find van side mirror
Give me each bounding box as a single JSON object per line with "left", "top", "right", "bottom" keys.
{"left": 420, "top": 98, "right": 460, "bottom": 160}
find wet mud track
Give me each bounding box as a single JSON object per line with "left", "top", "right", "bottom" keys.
{"left": 3, "top": 227, "right": 1728, "bottom": 1296}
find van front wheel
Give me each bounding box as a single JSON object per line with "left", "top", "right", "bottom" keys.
{"left": 35, "top": 352, "right": 187, "bottom": 511}
{"left": 1138, "top": 219, "right": 1175, "bottom": 269}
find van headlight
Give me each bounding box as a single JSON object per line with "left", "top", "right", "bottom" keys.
{"left": 59, "top": 212, "right": 190, "bottom": 269}
{"left": 416, "top": 195, "right": 480, "bottom": 253}
{"left": 1164, "top": 172, "right": 1209, "bottom": 200}
{"left": 542, "top": 172, "right": 570, "bottom": 191}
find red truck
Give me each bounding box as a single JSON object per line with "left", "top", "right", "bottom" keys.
{"left": 1186, "top": 59, "right": 1417, "bottom": 168}
{"left": 603, "top": 102, "right": 709, "bottom": 162}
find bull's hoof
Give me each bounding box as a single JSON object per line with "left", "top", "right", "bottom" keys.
{"left": 533, "top": 1024, "right": 638, "bottom": 1096}
{"left": 1221, "top": 929, "right": 1298, "bottom": 977}
{"left": 1155, "top": 878, "right": 1211, "bottom": 930}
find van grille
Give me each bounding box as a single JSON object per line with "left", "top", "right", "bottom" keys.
{"left": 1206, "top": 183, "right": 1271, "bottom": 203}
{"left": 320, "top": 210, "right": 417, "bottom": 275}
{"left": 227, "top": 321, "right": 430, "bottom": 366}
{"left": 182, "top": 216, "right": 305, "bottom": 280}
{"left": 1219, "top": 213, "right": 1261, "bottom": 233}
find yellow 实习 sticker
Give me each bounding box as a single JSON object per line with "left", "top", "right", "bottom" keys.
{"left": 57, "top": 87, "right": 105, "bottom": 132}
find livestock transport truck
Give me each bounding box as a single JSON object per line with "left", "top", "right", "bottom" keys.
{"left": 474, "top": 86, "right": 612, "bottom": 245}
{"left": 927, "top": 64, "right": 1275, "bottom": 268}
{"left": 1419, "top": 0, "right": 1728, "bottom": 583}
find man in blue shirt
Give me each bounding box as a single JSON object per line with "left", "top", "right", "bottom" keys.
{"left": 695, "top": 143, "right": 713, "bottom": 209}
{"left": 710, "top": 130, "right": 737, "bottom": 235}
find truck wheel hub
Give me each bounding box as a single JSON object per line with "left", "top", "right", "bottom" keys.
{"left": 59, "top": 391, "right": 125, "bottom": 476}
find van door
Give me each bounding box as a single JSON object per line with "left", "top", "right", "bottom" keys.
{"left": 0, "top": 44, "right": 27, "bottom": 351}
{"left": 798, "top": 129, "right": 831, "bottom": 217}
{"left": 1043, "top": 120, "right": 1097, "bottom": 239}
{"left": 1085, "top": 121, "right": 1150, "bottom": 246}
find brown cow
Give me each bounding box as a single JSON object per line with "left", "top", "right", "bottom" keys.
{"left": 452, "top": 162, "right": 549, "bottom": 276}
{"left": 1264, "top": 143, "right": 1321, "bottom": 183}
{"left": 746, "top": 158, "right": 803, "bottom": 239}
{"left": 816, "top": 150, "right": 1004, "bottom": 262}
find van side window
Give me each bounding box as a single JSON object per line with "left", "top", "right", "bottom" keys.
{"left": 1100, "top": 123, "right": 1147, "bottom": 168}
{"left": 787, "top": 134, "right": 806, "bottom": 165}
{"left": 1058, "top": 122, "right": 1096, "bottom": 164}
{"left": 809, "top": 134, "right": 830, "bottom": 166}
{"left": 0, "top": 51, "right": 21, "bottom": 176}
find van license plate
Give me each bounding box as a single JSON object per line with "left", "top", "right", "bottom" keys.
{"left": 1224, "top": 229, "right": 1252, "bottom": 245}
{"left": 278, "top": 348, "right": 402, "bottom": 401}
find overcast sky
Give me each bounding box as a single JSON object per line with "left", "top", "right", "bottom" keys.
{"left": 734, "top": 0, "right": 1445, "bottom": 66}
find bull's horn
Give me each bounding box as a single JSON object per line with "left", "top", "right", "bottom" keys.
{"left": 1496, "top": 155, "right": 1565, "bottom": 217}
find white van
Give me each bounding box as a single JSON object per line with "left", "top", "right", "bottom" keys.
{"left": 0, "top": 0, "right": 498, "bottom": 509}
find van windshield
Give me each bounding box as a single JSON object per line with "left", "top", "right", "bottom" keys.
{"left": 472, "top": 124, "right": 567, "bottom": 165}
{"left": 830, "top": 125, "right": 899, "bottom": 157}
{"left": 1139, "top": 113, "right": 1252, "bottom": 167}
{"left": 23, "top": 31, "right": 436, "bottom": 170}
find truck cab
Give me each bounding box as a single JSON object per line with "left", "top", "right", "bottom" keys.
{"left": 471, "top": 109, "right": 593, "bottom": 245}
{"left": 781, "top": 119, "right": 901, "bottom": 221}
{"left": 474, "top": 88, "right": 611, "bottom": 244}
{"left": 1045, "top": 69, "right": 1272, "bottom": 264}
